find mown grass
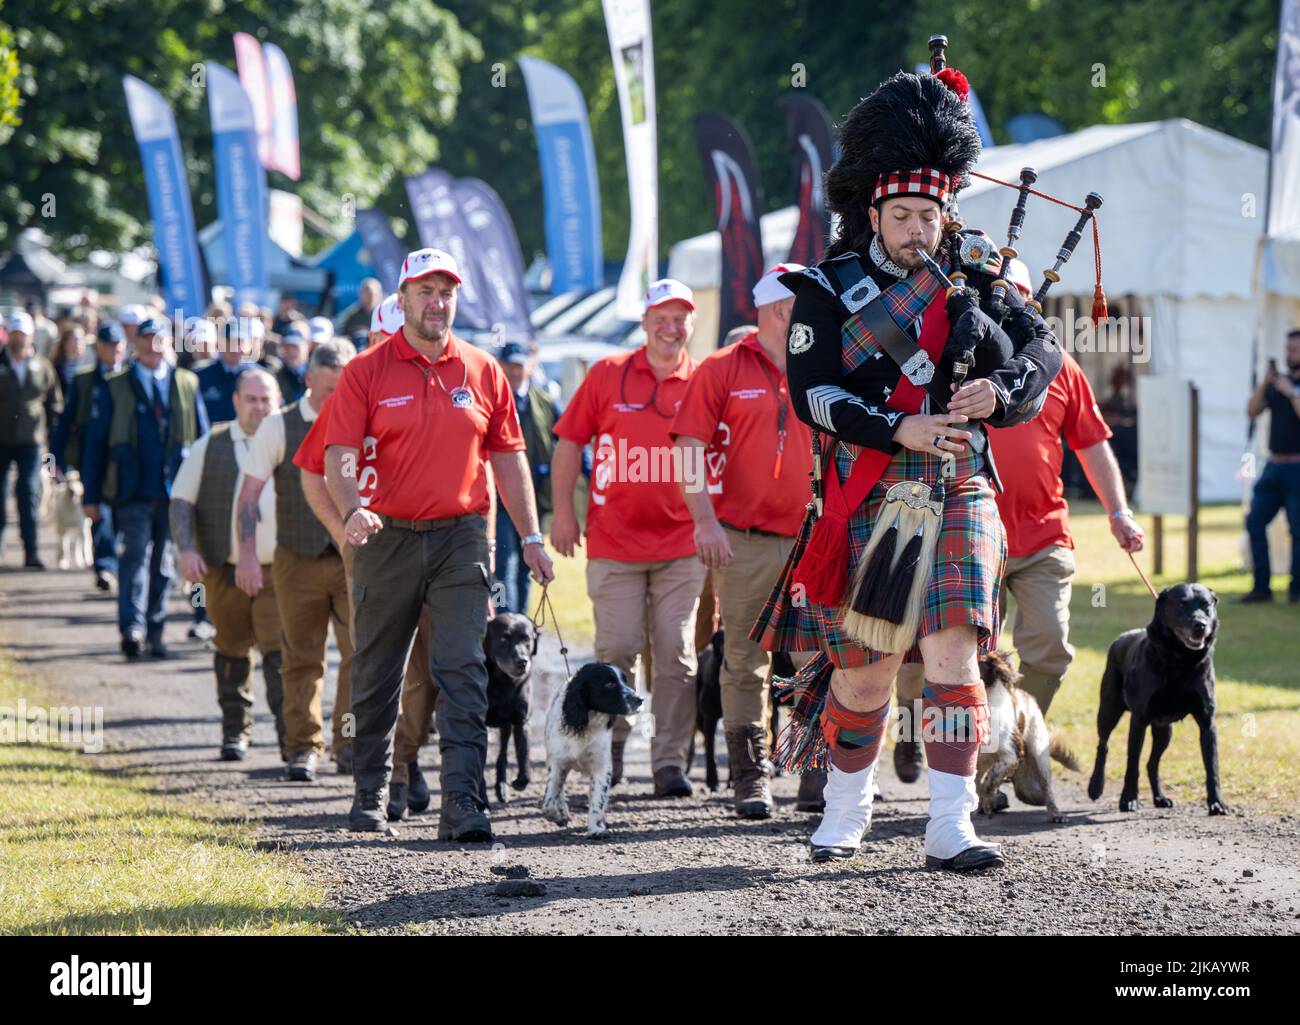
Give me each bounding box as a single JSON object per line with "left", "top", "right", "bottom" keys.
{"left": 0, "top": 661, "right": 345, "bottom": 935}
{"left": 545, "top": 502, "right": 1300, "bottom": 812}
{"left": 1024, "top": 501, "right": 1300, "bottom": 814}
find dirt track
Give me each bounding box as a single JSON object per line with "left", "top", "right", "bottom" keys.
{"left": 3, "top": 550, "right": 1298, "bottom": 936}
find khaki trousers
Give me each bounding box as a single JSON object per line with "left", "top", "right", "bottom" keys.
{"left": 341, "top": 543, "right": 438, "bottom": 785}
{"left": 713, "top": 527, "right": 799, "bottom": 731}
{"left": 895, "top": 543, "right": 1075, "bottom": 715}
{"left": 203, "top": 564, "right": 282, "bottom": 742}
{"left": 587, "top": 555, "right": 707, "bottom": 773}
{"left": 204, "top": 563, "right": 281, "bottom": 658}
{"left": 273, "top": 547, "right": 354, "bottom": 757}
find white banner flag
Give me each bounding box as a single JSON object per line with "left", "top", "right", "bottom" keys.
{"left": 1269, "top": 0, "right": 1300, "bottom": 235}
{"left": 268, "top": 189, "right": 303, "bottom": 258}
{"left": 233, "top": 33, "right": 273, "bottom": 169}
{"left": 263, "top": 42, "right": 301, "bottom": 181}
{"left": 602, "top": 0, "right": 658, "bottom": 320}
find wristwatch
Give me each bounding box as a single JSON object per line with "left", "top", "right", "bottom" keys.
{"left": 1110, "top": 507, "right": 1134, "bottom": 520}
{"left": 522, "top": 533, "right": 544, "bottom": 547}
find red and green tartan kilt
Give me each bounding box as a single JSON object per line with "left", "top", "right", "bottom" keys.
{"left": 750, "top": 503, "right": 823, "bottom": 652}
{"left": 751, "top": 441, "right": 1006, "bottom": 668}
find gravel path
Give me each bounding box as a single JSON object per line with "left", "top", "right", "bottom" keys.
{"left": 3, "top": 546, "right": 1298, "bottom": 936}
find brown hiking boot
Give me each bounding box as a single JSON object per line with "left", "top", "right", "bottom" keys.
{"left": 796, "top": 768, "right": 827, "bottom": 812}
{"left": 653, "top": 765, "right": 693, "bottom": 798}
{"left": 894, "top": 739, "right": 924, "bottom": 784}
{"left": 725, "top": 726, "right": 773, "bottom": 819}
{"left": 610, "top": 739, "right": 626, "bottom": 786}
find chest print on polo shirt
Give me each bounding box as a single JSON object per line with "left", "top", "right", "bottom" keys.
{"left": 449, "top": 386, "right": 475, "bottom": 409}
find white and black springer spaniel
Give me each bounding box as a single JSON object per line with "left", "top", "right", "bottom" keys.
{"left": 541, "top": 663, "right": 642, "bottom": 837}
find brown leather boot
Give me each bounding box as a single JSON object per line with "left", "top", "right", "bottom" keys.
{"left": 726, "top": 726, "right": 774, "bottom": 819}
{"left": 796, "top": 768, "right": 827, "bottom": 812}
{"left": 893, "top": 739, "right": 924, "bottom": 784}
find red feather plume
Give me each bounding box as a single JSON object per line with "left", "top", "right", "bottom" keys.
{"left": 935, "top": 67, "right": 970, "bottom": 102}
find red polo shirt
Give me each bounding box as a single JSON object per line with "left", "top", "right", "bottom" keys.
{"left": 323, "top": 329, "right": 524, "bottom": 520}
{"left": 987, "top": 352, "right": 1112, "bottom": 558}
{"left": 669, "top": 330, "right": 812, "bottom": 536}
{"left": 554, "top": 346, "right": 698, "bottom": 562}
{"left": 294, "top": 395, "right": 336, "bottom": 474}
{"left": 295, "top": 334, "right": 390, "bottom": 481}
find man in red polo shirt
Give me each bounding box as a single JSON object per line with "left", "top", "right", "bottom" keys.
{"left": 323, "top": 247, "right": 553, "bottom": 838}
{"left": 892, "top": 262, "right": 1144, "bottom": 786}
{"left": 291, "top": 348, "right": 443, "bottom": 822}
{"left": 551, "top": 279, "right": 705, "bottom": 798}
{"left": 670, "top": 264, "right": 813, "bottom": 818}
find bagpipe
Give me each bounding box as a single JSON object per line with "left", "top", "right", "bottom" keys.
{"left": 927, "top": 33, "right": 1107, "bottom": 390}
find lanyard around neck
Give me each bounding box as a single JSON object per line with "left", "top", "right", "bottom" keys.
{"left": 750, "top": 347, "right": 789, "bottom": 479}
{"left": 619, "top": 357, "right": 678, "bottom": 419}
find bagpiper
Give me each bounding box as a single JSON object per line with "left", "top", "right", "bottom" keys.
{"left": 753, "top": 37, "right": 1066, "bottom": 870}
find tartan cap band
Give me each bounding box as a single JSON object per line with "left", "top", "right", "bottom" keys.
{"left": 871, "top": 167, "right": 952, "bottom": 206}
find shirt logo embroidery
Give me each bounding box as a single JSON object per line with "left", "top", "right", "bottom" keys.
{"left": 378, "top": 394, "right": 415, "bottom": 409}
{"left": 449, "top": 386, "right": 475, "bottom": 409}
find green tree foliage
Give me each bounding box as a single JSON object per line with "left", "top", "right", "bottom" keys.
{"left": 464, "top": 0, "right": 1281, "bottom": 266}
{"left": 913, "top": 0, "right": 1279, "bottom": 153}
{"left": 0, "top": 10, "right": 20, "bottom": 145}
{"left": 0, "top": 0, "right": 477, "bottom": 259}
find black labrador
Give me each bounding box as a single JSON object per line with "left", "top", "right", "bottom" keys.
{"left": 691, "top": 629, "right": 790, "bottom": 791}
{"left": 1087, "top": 583, "right": 1228, "bottom": 815}
{"left": 485, "top": 612, "right": 537, "bottom": 804}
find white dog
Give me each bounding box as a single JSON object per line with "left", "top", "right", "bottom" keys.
{"left": 52, "top": 471, "right": 92, "bottom": 570}
{"left": 540, "top": 663, "right": 643, "bottom": 837}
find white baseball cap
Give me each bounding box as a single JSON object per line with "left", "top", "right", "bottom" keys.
{"left": 644, "top": 278, "right": 695, "bottom": 312}
{"left": 5, "top": 311, "right": 34, "bottom": 335}
{"left": 752, "top": 263, "right": 805, "bottom": 308}
{"left": 1005, "top": 257, "right": 1033, "bottom": 298}
{"left": 281, "top": 322, "right": 310, "bottom": 344}
{"left": 398, "top": 248, "right": 462, "bottom": 289}
{"left": 308, "top": 316, "right": 334, "bottom": 344}
{"left": 371, "top": 293, "right": 405, "bottom": 335}
{"left": 118, "top": 304, "right": 146, "bottom": 327}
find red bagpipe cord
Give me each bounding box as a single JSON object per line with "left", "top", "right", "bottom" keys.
{"left": 790, "top": 295, "right": 951, "bottom": 608}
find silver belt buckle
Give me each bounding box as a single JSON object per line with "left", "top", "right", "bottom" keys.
{"left": 901, "top": 350, "right": 935, "bottom": 386}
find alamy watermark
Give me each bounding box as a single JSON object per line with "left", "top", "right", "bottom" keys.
{"left": 0, "top": 699, "right": 105, "bottom": 753}
{"left": 593, "top": 436, "right": 709, "bottom": 495}
{"left": 1047, "top": 307, "right": 1151, "bottom": 364}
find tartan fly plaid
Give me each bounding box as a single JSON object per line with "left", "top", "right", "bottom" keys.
{"left": 840, "top": 265, "right": 943, "bottom": 375}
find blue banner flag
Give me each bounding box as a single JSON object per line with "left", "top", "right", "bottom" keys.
{"left": 519, "top": 56, "right": 603, "bottom": 293}
{"left": 207, "top": 63, "right": 270, "bottom": 309}
{"left": 122, "top": 75, "right": 207, "bottom": 323}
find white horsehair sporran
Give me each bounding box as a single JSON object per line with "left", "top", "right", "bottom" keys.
{"left": 840, "top": 476, "right": 946, "bottom": 653}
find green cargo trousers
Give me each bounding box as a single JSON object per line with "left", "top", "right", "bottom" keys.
{"left": 349, "top": 515, "right": 492, "bottom": 803}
